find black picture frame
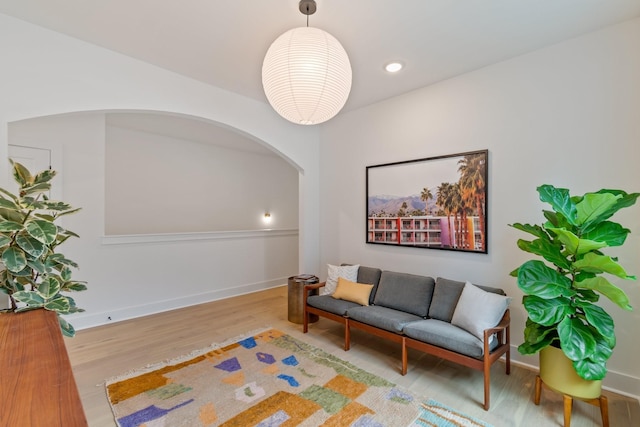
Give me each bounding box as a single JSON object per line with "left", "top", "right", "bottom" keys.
{"left": 366, "top": 149, "right": 488, "bottom": 253}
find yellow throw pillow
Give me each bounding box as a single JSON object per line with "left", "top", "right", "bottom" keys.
{"left": 331, "top": 277, "right": 374, "bottom": 306}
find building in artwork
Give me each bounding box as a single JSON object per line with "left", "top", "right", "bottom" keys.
{"left": 367, "top": 215, "right": 482, "bottom": 250}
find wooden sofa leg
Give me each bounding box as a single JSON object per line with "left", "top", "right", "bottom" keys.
{"left": 344, "top": 319, "right": 351, "bottom": 351}
{"left": 401, "top": 337, "right": 407, "bottom": 375}
{"left": 483, "top": 357, "right": 491, "bottom": 410}
{"left": 303, "top": 310, "right": 308, "bottom": 333}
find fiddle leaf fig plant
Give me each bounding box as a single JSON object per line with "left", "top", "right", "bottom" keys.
{"left": 0, "top": 160, "right": 86, "bottom": 337}
{"left": 510, "top": 185, "right": 638, "bottom": 381}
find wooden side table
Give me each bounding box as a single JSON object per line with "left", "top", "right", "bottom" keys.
{"left": 534, "top": 375, "right": 609, "bottom": 427}
{"left": 287, "top": 275, "right": 319, "bottom": 324}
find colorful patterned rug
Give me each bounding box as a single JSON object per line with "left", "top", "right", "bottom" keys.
{"left": 106, "top": 328, "right": 492, "bottom": 427}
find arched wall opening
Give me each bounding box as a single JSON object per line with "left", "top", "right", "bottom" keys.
{"left": 4, "top": 109, "right": 307, "bottom": 329}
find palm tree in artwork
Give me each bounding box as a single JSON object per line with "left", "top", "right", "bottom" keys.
{"left": 420, "top": 187, "right": 433, "bottom": 215}
{"left": 436, "top": 182, "right": 456, "bottom": 248}
{"left": 458, "top": 154, "right": 486, "bottom": 251}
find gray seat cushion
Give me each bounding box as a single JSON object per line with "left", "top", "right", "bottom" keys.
{"left": 403, "top": 319, "right": 499, "bottom": 358}
{"left": 428, "top": 277, "right": 507, "bottom": 322}
{"left": 373, "top": 271, "right": 435, "bottom": 317}
{"left": 307, "top": 295, "right": 360, "bottom": 316}
{"left": 347, "top": 305, "right": 423, "bottom": 333}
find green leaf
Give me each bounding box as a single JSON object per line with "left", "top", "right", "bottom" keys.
{"left": 573, "top": 252, "right": 633, "bottom": 279}
{"left": 11, "top": 266, "right": 33, "bottom": 277}
{"left": 510, "top": 223, "right": 549, "bottom": 239}
{"left": 12, "top": 290, "right": 45, "bottom": 307}
{"left": 575, "top": 276, "right": 632, "bottom": 310}
{"left": 573, "top": 358, "right": 607, "bottom": 381}
{"left": 582, "top": 305, "right": 615, "bottom": 347}
{"left": 58, "top": 315, "right": 76, "bottom": 337}
{"left": 523, "top": 295, "right": 573, "bottom": 326}
{"left": 558, "top": 317, "right": 596, "bottom": 362}
{"left": 47, "top": 253, "right": 79, "bottom": 269}
{"left": 16, "top": 234, "right": 46, "bottom": 258}
{"left": 519, "top": 320, "right": 557, "bottom": 353}
{"left": 63, "top": 281, "right": 87, "bottom": 292}
{"left": 538, "top": 185, "right": 577, "bottom": 225}
{"left": 574, "top": 288, "right": 599, "bottom": 303}
{"left": 0, "top": 235, "right": 11, "bottom": 247}
{"left": 0, "top": 186, "right": 19, "bottom": 201}
{"left": 20, "top": 182, "right": 51, "bottom": 196}
{"left": 546, "top": 227, "right": 607, "bottom": 255}
{"left": 26, "top": 259, "right": 47, "bottom": 274}
{"left": 590, "top": 190, "right": 640, "bottom": 225}
{"left": 11, "top": 160, "right": 32, "bottom": 187}
{"left": 517, "top": 260, "right": 574, "bottom": 298}
{"left": 44, "top": 295, "right": 71, "bottom": 313}
{"left": 0, "top": 198, "right": 19, "bottom": 210}
{"left": 575, "top": 192, "right": 621, "bottom": 230}
{"left": 582, "top": 221, "right": 630, "bottom": 247}
{"left": 38, "top": 277, "right": 61, "bottom": 299}
{"left": 2, "top": 247, "right": 27, "bottom": 272}
{"left": 516, "top": 238, "right": 570, "bottom": 270}
{"left": 33, "top": 168, "right": 56, "bottom": 185}
{"left": 0, "top": 220, "right": 24, "bottom": 232}
{"left": 61, "top": 266, "right": 72, "bottom": 281}
{"left": 25, "top": 219, "right": 57, "bottom": 245}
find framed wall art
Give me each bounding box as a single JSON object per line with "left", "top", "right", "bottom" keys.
{"left": 366, "top": 149, "right": 488, "bottom": 253}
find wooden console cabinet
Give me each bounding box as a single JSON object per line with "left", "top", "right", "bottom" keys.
{"left": 0, "top": 309, "right": 88, "bottom": 426}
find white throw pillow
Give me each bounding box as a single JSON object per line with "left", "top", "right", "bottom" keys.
{"left": 321, "top": 264, "right": 360, "bottom": 295}
{"left": 451, "top": 281, "right": 511, "bottom": 342}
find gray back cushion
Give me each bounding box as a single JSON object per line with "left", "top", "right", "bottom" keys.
{"left": 342, "top": 264, "right": 382, "bottom": 305}
{"left": 373, "top": 271, "right": 435, "bottom": 317}
{"left": 428, "top": 277, "right": 506, "bottom": 322}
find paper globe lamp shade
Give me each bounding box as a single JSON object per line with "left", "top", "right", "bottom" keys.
{"left": 262, "top": 26, "right": 352, "bottom": 125}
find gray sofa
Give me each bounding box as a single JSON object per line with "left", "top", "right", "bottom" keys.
{"left": 303, "top": 265, "right": 511, "bottom": 410}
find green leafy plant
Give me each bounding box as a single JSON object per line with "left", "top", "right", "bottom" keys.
{"left": 510, "top": 185, "right": 638, "bottom": 381}
{"left": 0, "top": 160, "right": 86, "bottom": 336}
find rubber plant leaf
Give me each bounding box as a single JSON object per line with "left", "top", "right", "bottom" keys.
{"left": 25, "top": 219, "right": 57, "bottom": 245}
{"left": 16, "top": 234, "right": 46, "bottom": 258}
{"left": 2, "top": 246, "right": 27, "bottom": 273}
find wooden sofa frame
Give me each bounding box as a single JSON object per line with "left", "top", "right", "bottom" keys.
{"left": 303, "top": 281, "right": 511, "bottom": 410}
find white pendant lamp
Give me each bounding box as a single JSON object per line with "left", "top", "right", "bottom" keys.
{"left": 262, "top": 0, "right": 352, "bottom": 125}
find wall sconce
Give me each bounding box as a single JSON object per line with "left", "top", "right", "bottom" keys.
{"left": 263, "top": 212, "right": 272, "bottom": 224}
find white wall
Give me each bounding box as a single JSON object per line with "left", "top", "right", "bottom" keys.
{"left": 105, "top": 122, "right": 298, "bottom": 234}
{"left": 320, "top": 18, "right": 640, "bottom": 397}
{"left": 0, "top": 13, "right": 321, "bottom": 327}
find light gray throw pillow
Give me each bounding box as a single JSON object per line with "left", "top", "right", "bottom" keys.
{"left": 451, "top": 281, "right": 511, "bottom": 342}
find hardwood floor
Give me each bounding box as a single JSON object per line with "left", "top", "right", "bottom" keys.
{"left": 65, "top": 286, "right": 639, "bottom": 426}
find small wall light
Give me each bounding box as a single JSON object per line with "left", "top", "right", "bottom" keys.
{"left": 263, "top": 212, "right": 272, "bottom": 224}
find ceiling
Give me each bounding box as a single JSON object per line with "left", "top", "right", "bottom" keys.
{"left": 1, "top": 0, "right": 639, "bottom": 116}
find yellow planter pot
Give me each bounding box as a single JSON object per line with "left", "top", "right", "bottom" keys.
{"left": 539, "top": 345, "right": 602, "bottom": 400}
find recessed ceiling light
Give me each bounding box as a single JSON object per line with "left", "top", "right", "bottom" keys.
{"left": 385, "top": 62, "right": 403, "bottom": 73}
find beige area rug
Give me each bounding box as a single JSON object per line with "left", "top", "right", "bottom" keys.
{"left": 106, "top": 328, "right": 492, "bottom": 427}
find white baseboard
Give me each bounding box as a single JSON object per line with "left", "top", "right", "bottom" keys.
{"left": 67, "top": 278, "right": 288, "bottom": 331}
{"left": 509, "top": 346, "right": 640, "bottom": 401}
